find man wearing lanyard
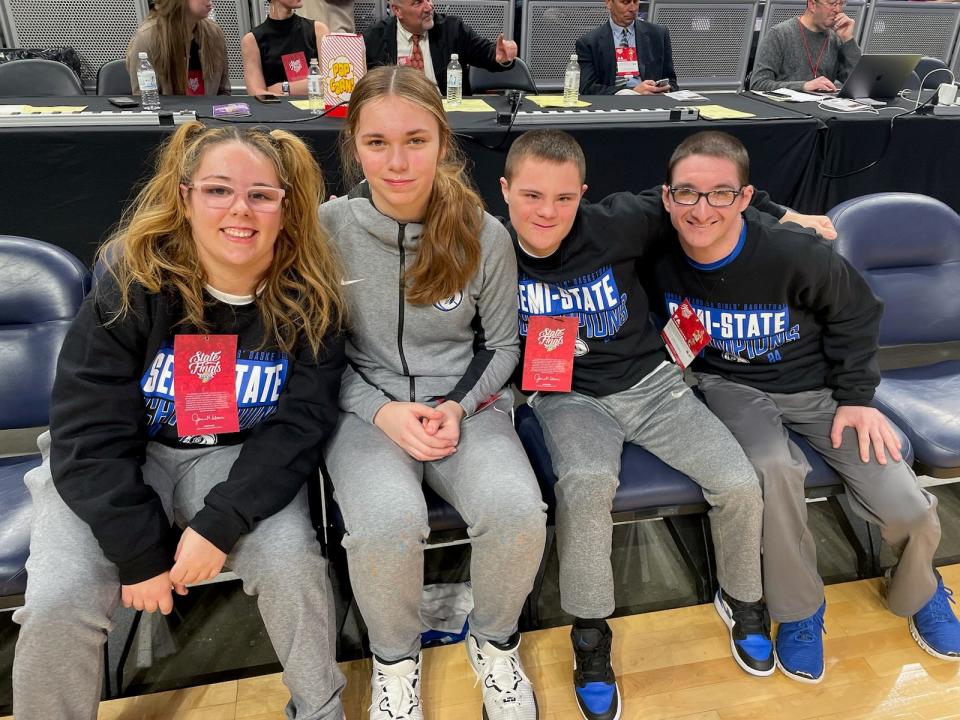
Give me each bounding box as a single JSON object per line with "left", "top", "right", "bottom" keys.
{"left": 750, "top": 0, "right": 860, "bottom": 92}
{"left": 575, "top": 0, "right": 678, "bottom": 95}
{"left": 646, "top": 130, "right": 960, "bottom": 684}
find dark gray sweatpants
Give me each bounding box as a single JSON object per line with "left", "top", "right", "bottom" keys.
{"left": 697, "top": 375, "right": 941, "bottom": 623}
{"left": 13, "top": 432, "right": 345, "bottom": 720}
{"left": 324, "top": 390, "right": 547, "bottom": 663}
{"left": 529, "top": 362, "right": 765, "bottom": 619}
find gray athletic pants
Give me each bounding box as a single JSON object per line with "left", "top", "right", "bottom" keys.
{"left": 528, "top": 362, "right": 764, "bottom": 619}
{"left": 13, "top": 432, "right": 345, "bottom": 720}
{"left": 325, "top": 390, "right": 547, "bottom": 662}
{"left": 697, "top": 375, "right": 941, "bottom": 623}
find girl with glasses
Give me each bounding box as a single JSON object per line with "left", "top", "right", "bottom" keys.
{"left": 320, "top": 65, "right": 546, "bottom": 720}
{"left": 12, "top": 122, "right": 348, "bottom": 720}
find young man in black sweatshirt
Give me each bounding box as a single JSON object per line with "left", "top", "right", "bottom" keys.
{"left": 498, "top": 130, "right": 823, "bottom": 720}
{"left": 646, "top": 130, "right": 959, "bottom": 684}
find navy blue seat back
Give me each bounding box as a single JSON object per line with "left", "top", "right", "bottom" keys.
{"left": 0, "top": 236, "right": 91, "bottom": 429}
{"left": 1, "top": 236, "right": 89, "bottom": 605}
{"left": 830, "top": 193, "right": 960, "bottom": 347}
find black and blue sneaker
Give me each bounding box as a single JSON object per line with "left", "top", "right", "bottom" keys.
{"left": 714, "top": 589, "right": 775, "bottom": 676}
{"left": 909, "top": 574, "right": 960, "bottom": 661}
{"left": 571, "top": 621, "right": 620, "bottom": 720}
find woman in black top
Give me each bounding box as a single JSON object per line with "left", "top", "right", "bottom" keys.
{"left": 242, "top": 0, "right": 329, "bottom": 96}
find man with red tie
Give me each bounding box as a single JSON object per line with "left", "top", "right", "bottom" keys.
{"left": 363, "top": 0, "right": 518, "bottom": 95}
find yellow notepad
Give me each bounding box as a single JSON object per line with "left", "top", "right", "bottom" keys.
{"left": 20, "top": 105, "right": 88, "bottom": 114}
{"left": 443, "top": 98, "right": 496, "bottom": 112}
{"left": 527, "top": 95, "right": 591, "bottom": 108}
{"left": 288, "top": 100, "right": 314, "bottom": 110}
{"left": 689, "top": 104, "right": 755, "bottom": 120}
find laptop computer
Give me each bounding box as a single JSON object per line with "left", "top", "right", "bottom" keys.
{"left": 837, "top": 53, "right": 922, "bottom": 100}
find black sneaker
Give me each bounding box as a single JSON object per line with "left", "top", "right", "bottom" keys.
{"left": 571, "top": 622, "right": 621, "bottom": 720}
{"left": 714, "top": 589, "right": 775, "bottom": 676}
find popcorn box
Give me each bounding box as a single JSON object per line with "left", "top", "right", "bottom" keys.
{"left": 320, "top": 33, "right": 366, "bottom": 109}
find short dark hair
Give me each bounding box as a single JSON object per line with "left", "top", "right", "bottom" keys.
{"left": 667, "top": 131, "right": 750, "bottom": 186}
{"left": 504, "top": 130, "right": 587, "bottom": 183}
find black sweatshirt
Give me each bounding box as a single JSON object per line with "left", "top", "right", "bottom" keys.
{"left": 49, "top": 278, "right": 346, "bottom": 584}
{"left": 646, "top": 207, "right": 883, "bottom": 404}
{"left": 509, "top": 187, "right": 785, "bottom": 398}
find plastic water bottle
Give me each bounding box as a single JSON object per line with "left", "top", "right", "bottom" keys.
{"left": 137, "top": 52, "right": 161, "bottom": 111}
{"left": 563, "top": 54, "right": 580, "bottom": 107}
{"left": 446, "top": 54, "right": 462, "bottom": 106}
{"left": 308, "top": 59, "right": 323, "bottom": 115}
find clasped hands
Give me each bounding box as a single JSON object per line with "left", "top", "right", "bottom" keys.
{"left": 120, "top": 527, "right": 227, "bottom": 615}
{"left": 374, "top": 399, "right": 465, "bottom": 461}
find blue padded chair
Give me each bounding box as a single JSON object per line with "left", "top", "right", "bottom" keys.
{"left": 514, "top": 399, "right": 913, "bottom": 622}
{"left": 0, "top": 236, "right": 91, "bottom": 610}
{"left": 830, "top": 193, "right": 960, "bottom": 475}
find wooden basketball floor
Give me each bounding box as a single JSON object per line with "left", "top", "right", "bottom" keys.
{"left": 5, "top": 564, "right": 959, "bottom": 720}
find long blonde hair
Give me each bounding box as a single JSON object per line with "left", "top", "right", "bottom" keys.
{"left": 148, "top": 0, "right": 225, "bottom": 95}
{"left": 98, "top": 122, "right": 343, "bottom": 358}
{"left": 340, "top": 65, "right": 483, "bottom": 306}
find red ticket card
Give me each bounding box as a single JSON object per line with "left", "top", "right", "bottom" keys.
{"left": 173, "top": 335, "right": 239, "bottom": 437}
{"left": 281, "top": 51, "right": 309, "bottom": 81}
{"left": 661, "top": 299, "right": 711, "bottom": 369}
{"left": 522, "top": 315, "right": 578, "bottom": 392}
{"left": 615, "top": 46, "right": 639, "bottom": 77}
{"left": 186, "top": 69, "right": 205, "bottom": 96}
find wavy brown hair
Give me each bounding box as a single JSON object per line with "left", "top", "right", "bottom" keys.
{"left": 148, "top": 0, "right": 225, "bottom": 95}
{"left": 340, "top": 65, "right": 483, "bottom": 306}
{"left": 98, "top": 121, "right": 343, "bottom": 358}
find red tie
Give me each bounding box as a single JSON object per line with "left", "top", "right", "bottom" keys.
{"left": 410, "top": 34, "right": 425, "bottom": 71}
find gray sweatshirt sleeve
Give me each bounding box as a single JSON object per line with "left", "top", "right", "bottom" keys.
{"left": 445, "top": 219, "right": 521, "bottom": 416}
{"left": 338, "top": 363, "right": 393, "bottom": 424}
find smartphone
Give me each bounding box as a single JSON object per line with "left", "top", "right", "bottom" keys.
{"left": 655, "top": 78, "right": 671, "bottom": 88}
{"left": 255, "top": 93, "right": 281, "bottom": 104}
{"left": 108, "top": 96, "right": 140, "bottom": 108}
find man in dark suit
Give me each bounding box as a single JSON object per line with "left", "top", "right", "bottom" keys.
{"left": 576, "top": 0, "right": 679, "bottom": 95}
{"left": 363, "top": 0, "right": 518, "bottom": 95}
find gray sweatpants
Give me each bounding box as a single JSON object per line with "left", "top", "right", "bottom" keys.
{"left": 325, "top": 390, "right": 547, "bottom": 662}
{"left": 697, "top": 375, "right": 941, "bottom": 622}
{"left": 529, "top": 362, "right": 764, "bottom": 619}
{"left": 13, "top": 432, "right": 345, "bottom": 720}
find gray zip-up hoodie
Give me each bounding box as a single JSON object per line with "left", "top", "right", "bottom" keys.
{"left": 319, "top": 183, "right": 520, "bottom": 422}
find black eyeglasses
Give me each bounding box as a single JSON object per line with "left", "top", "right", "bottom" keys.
{"left": 668, "top": 186, "right": 744, "bottom": 207}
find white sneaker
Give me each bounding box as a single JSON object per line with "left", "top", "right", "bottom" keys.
{"left": 369, "top": 654, "right": 424, "bottom": 720}
{"left": 467, "top": 634, "right": 539, "bottom": 720}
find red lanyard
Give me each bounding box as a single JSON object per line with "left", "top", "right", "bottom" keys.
{"left": 796, "top": 18, "right": 829, "bottom": 78}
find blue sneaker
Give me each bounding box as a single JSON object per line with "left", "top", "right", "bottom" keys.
{"left": 775, "top": 602, "right": 826, "bottom": 683}
{"left": 909, "top": 575, "right": 960, "bottom": 661}
{"left": 571, "top": 623, "right": 620, "bottom": 720}
{"left": 713, "top": 589, "right": 775, "bottom": 676}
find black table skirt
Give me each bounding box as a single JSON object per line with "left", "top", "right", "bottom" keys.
{"left": 0, "top": 91, "right": 952, "bottom": 266}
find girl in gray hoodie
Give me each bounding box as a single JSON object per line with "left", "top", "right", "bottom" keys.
{"left": 320, "top": 66, "right": 546, "bottom": 720}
